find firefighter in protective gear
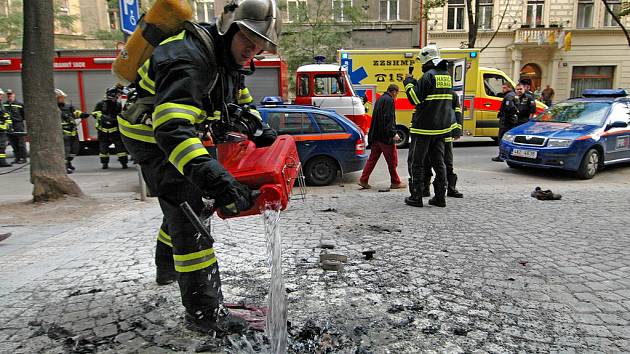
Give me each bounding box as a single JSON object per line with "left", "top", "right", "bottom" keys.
{"left": 3, "top": 89, "right": 27, "bottom": 164}
{"left": 117, "top": 0, "right": 280, "bottom": 335}
{"left": 0, "top": 92, "right": 12, "bottom": 167}
{"left": 492, "top": 82, "right": 518, "bottom": 162}
{"left": 56, "top": 89, "right": 89, "bottom": 173}
{"left": 423, "top": 93, "right": 463, "bottom": 198}
{"left": 403, "top": 45, "right": 460, "bottom": 208}
{"left": 92, "top": 87, "right": 129, "bottom": 169}
{"left": 517, "top": 78, "right": 537, "bottom": 125}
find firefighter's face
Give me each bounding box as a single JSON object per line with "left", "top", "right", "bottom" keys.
{"left": 231, "top": 30, "right": 263, "bottom": 66}
{"left": 57, "top": 95, "right": 65, "bottom": 104}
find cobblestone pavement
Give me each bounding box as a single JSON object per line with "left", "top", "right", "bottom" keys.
{"left": 1, "top": 178, "right": 630, "bottom": 352}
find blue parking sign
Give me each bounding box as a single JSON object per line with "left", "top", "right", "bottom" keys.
{"left": 119, "top": 0, "right": 140, "bottom": 35}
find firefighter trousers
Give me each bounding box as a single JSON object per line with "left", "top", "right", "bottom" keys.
{"left": 97, "top": 130, "right": 128, "bottom": 165}
{"left": 63, "top": 135, "right": 80, "bottom": 163}
{"left": 408, "top": 134, "right": 446, "bottom": 200}
{"left": 424, "top": 141, "right": 455, "bottom": 188}
{"left": 0, "top": 132, "right": 10, "bottom": 166}
{"left": 122, "top": 136, "right": 223, "bottom": 313}
{"left": 9, "top": 133, "right": 27, "bottom": 161}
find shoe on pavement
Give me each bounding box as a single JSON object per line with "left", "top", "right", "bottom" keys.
{"left": 404, "top": 196, "right": 423, "bottom": 207}
{"left": 531, "top": 186, "right": 562, "bottom": 200}
{"left": 491, "top": 156, "right": 503, "bottom": 162}
{"left": 357, "top": 180, "right": 371, "bottom": 189}
{"left": 447, "top": 189, "right": 463, "bottom": 198}
{"left": 102, "top": 163, "right": 109, "bottom": 169}
{"left": 66, "top": 168, "right": 74, "bottom": 174}
{"left": 0, "top": 233, "right": 11, "bottom": 242}
{"left": 390, "top": 182, "right": 407, "bottom": 189}
{"left": 185, "top": 306, "right": 248, "bottom": 335}
{"left": 428, "top": 197, "right": 446, "bottom": 207}
{"left": 0, "top": 163, "right": 12, "bottom": 167}
{"left": 121, "top": 163, "right": 128, "bottom": 169}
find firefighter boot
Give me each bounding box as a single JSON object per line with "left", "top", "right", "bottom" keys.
{"left": 65, "top": 161, "right": 74, "bottom": 174}
{"left": 121, "top": 162, "right": 128, "bottom": 169}
{"left": 185, "top": 305, "right": 248, "bottom": 335}
{"left": 446, "top": 174, "right": 463, "bottom": 198}
{"left": 422, "top": 181, "right": 431, "bottom": 197}
{"left": 156, "top": 268, "right": 178, "bottom": 285}
{"left": 0, "top": 160, "right": 11, "bottom": 167}
{"left": 102, "top": 163, "right": 109, "bottom": 169}
{"left": 404, "top": 179, "right": 423, "bottom": 207}
{"left": 428, "top": 179, "right": 446, "bottom": 207}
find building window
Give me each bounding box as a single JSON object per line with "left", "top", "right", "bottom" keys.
{"left": 603, "top": 0, "right": 621, "bottom": 27}
{"left": 194, "top": 0, "right": 214, "bottom": 23}
{"left": 108, "top": 11, "right": 118, "bottom": 29}
{"left": 478, "top": 0, "right": 493, "bottom": 30}
{"left": 333, "top": 0, "right": 352, "bottom": 21}
{"left": 526, "top": 0, "right": 544, "bottom": 28}
{"left": 380, "top": 0, "right": 398, "bottom": 21}
{"left": 286, "top": 0, "right": 307, "bottom": 22}
{"left": 571, "top": 66, "right": 615, "bottom": 97}
{"left": 577, "top": 0, "right": 594, "bottom": 28}
{"left": 57, "top": 0, "right": 69, "bottom": 14}
{"left": 447, "top": 0, "right": 465, "bottom": 30}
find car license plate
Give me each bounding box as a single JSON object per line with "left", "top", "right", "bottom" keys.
{"left": 511, "top": 148, "right": 537, "bottom": 159}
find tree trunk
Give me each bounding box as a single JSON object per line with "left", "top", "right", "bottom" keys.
{"left": 602, "top": 0, "right": 630, "bottom": 47}
{"left": 466, "top": 0, "right": 480, "bottom": 48}
{"left": 22, "top": 0, "right": 82, "bottom": 202}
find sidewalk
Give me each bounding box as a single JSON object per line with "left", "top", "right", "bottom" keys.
{"left": 0, "top": 177, "right": 629, "bottom": 352}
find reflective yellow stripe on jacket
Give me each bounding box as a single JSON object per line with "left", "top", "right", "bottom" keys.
{"left": 152, "top": 102, "right": 202, "bottom": 129}
{"left": 425, "top": 94, "right": 453, "bottom": 101}
{"left": 173, "top": 248, "right": 217, "bottom": 272}
{"left": 157, "top": 227, "right": 172, "bottom": 247}
{"left": 117, "top": 116, "right": 156, "bottom": 144}
{"left": 138, "top": 59, "right": 156, "bottom": 95}
{"left": 237, "top": 87, "right": 253, "bottom": 105}
{"left": 410, "top": 122, "right": 460, "bottom": 136}
{"left": 405, "top": 83, "right": 420, "bottom": 105}
{"left": 168, "top": 137, "right": 208, "bottom": 174}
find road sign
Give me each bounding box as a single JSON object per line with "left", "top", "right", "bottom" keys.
{"left": 119, "top": 0, "right": 140, "bottom": 35}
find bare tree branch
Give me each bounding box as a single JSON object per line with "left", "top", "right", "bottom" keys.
{"left": 480, "top": 0, "right": 510, "bottom": 53}
{"left": 602, "top": 0, "right": 630, "bottom": 47}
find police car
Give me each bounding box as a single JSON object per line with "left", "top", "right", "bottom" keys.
{"left": 499, "top": 89, "right": 630, "bottom": 179}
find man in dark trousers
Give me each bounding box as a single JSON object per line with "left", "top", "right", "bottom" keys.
{"left": 3, "top": 89, "right": 27, "bottom": 164}
{"left": 517, "top": 78, "right": 537, "bottom": 125}
{"left": 403, "top": 44, "right": 459, "bottom": 208}
{"left": 358, "top": 84, "right": 405, "bottom": 190}
{"left": 492, "top": 82, "right": 518, "bottom": 162}
{"left": 56, "top": 89, "right": 89, "bottom": 173}
{"left": 92, "top": 87, "right": 128, "bottom": 169}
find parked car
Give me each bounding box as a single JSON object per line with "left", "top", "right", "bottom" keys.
{"left": 499, "top": 89, "right": 630, "bottom": 179}
{"left": 258, "top": 104, "right": 368, "bottom": 186}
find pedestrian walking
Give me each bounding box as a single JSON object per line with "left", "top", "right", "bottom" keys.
{"left": 542, "top": 84, "right": 555, "bottom": 106}
{"left": 358, "top": 84, "right": 405, "bottom": 190}
{"left": 403, "top": 44, "right": 460, "bottom": 208}
{"left": 423, "top": 93, "right": 464, "bottom": 198}
{"left": 3, "top": 89, "right": 27, "bottom": 164}
{"left": 492, "top": 82, "right": 518, "bottom": 162}
{"left": 518, "top": 78, "right": 537, "bottom": 125}
{"left": 118, "top": 0, "right": 280, "bottom": 335}
{"left": 92, "top": 87, "right": 128, "bottom": 169}
{"left": 56, "top": 89, "right": 89, "bottom": 174}
{"left": 0, "top": 89, "right": 12, "bottom": 167}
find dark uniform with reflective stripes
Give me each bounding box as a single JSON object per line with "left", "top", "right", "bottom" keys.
{"left": 118, "top": 24, "right": 258, "bottom": 315}
{"left": 517, "top": 90, "right": 537, "bottom": 125}
{"left": 3, "top": 99, "right": 27, "bottom": 163}
{"left": 423, "top": 94, "right": 463, "bottom": 196}
{"left": 59, "top": 103, "right": 87, "bottom": 171}
{"left": 403, "top": 59, "right": 459, "bottom": 204}
{"left": 0, "top": 108, "right": 11, "bottom": 167}
{"left": 92, "top": 99, "right": 128, "bottom": 168}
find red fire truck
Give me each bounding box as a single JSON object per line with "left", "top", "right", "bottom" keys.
{"left": 0, "top": 50, "right": 288, "bottom": 153}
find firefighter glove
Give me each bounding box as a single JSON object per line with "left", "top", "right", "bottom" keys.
{"left": 215, "top": 181, "right": 255, "bottom": 216}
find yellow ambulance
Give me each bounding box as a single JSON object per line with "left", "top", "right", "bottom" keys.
{"left": 337, "top": 48, "right": 546, "bottom": 146}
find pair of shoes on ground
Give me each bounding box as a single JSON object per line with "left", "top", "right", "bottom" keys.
{"left": 491, "top": 156, "right": 503, "bottom": 162}
{"left": 404, "top": 196, "right": 446, "bottom": 208}
{"left": 531, "top": 186, "right": 562, "bottom": 200}
{"left": 359, "top": 181, "right": 407, "bottom": 190}
{"left": 13, "top": 159, "right": 26, "bottom": 164}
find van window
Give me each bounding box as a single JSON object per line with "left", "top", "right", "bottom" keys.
{"left": 483, "top": 73, "right": 508, "bottom": 97}
{"left": 314, "top": 113, "right": 345, "bottom": 133}
{"left": 267, "top": 112, "right": 318, "bottom": 135}
{"left": 297, "top": 75, "right": 310, "bottom": 97}
{"left": 608, "top": 103, "right": 630, "bottom": 124}
{"left": 314, "top": 75, "right": 345, "bottom": 96}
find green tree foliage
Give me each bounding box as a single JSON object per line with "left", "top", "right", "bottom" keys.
{"left": 0, "top": 0, "right": 77, "bottom": 49}
{"left": 278, "top": 0, "right": 364, "bottom": 91}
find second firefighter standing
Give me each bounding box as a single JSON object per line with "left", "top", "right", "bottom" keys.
{"left": 92, "top": 87, "right": 129, "bottom": 169}
{"left": 57, "top": 89, "right": 90, "bottom": 174}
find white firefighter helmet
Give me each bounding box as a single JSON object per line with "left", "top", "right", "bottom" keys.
{"left": 217, "top": 0, "right": 281, "bottom": 54}
{"left": 55, "top": 88, "right": 67, "bottom": 97}
{"left": 417, "top": 44, "right": 441, "bottom": 65}
{"left": 0, "top": 88, "right": 4, "bottom": 95}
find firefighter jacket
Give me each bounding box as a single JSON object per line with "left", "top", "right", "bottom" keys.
{"left": 59, "top": 103, "right": 86, "bottom": 137}
{"left": 3, "top": 100, "right": 24, "bottom": 132}
{"left": 516, "top": 91, "right": 536, "bottom": 124}
{"left": 0, "top": 108, "right": 11, "bottom": 133}
{"left": 368, "top": 91, "right": 397, "bottom": 145}
{"left": 498, "top": 91, "right": 519, "bottom": 126}
{"left": 119, "top": 22, "right": 258, "bottom": 199}
{"left": 92, "top": 99, "right": 122, "bottom": 133}
{"left": 403, "top": 60, "right": 459, "bottom": 137}
{"left": 445, "top": 94, "right": 463, "bottom": 143}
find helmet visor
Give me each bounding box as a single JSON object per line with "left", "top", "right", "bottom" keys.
{"left": 237, "top": 21, "right": 278, "bottom": 54}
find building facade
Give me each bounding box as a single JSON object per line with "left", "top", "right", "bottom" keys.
{"left": 426, "top": 0, "right": 630, "bottom": 101}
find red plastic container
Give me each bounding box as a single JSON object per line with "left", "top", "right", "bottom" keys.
{"left": 216, "top": 134, "right": 300, "bottom": 219}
